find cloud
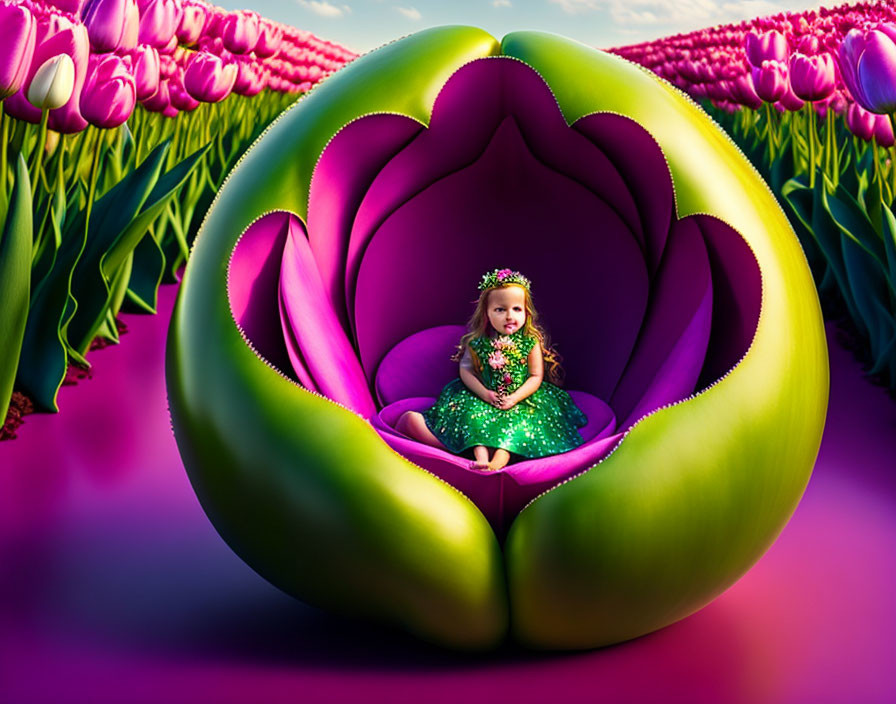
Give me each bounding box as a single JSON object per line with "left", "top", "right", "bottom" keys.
{"left": 550, "top": 0, "right": 824, "bottom": 26}
{"left": 394, "top": 5, "right": 422, "bottom": 21}
{"left": 296, "top": 0, "right": 351, "bottom": 18}
{"left": 493, "top": 0, "right": 512, "bottom": 7}
{"left": 548, "top": 0, "right": 600, "bottom": 14}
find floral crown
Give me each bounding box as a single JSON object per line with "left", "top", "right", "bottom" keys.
{"left": 478, "top": 268, "right": 531, "bottom": 292}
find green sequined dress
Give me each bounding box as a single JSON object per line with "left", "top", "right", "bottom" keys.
{"left": 423, "top": 331, "right": 587, "bottom": 458}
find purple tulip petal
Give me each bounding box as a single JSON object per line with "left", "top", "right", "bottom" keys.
{"left": 858, "top": 30, "right": 896, "bottom": 114}
{"left": 279, "top": 213, "right": 377, "bottom": 417}
{"left": 374, "top": 325, "right": 466, "bottom": 406}
{"left": 308, "top": 113, "right": 424, "bottom": 333}
{"left": 609, "top": 217, "right": 713, "bottom": 427}
{"left": 695, "top": 215, "right": 762, "bottom": 388}
{"left": 352, "top": 115, "right": 647, "bottom": 390}
{"left": 375, "top": 395, "right": 621, "bottom": 534}
{"left": 343, "top": 59, "right": 643, "bottom": 337}
{"left": 574, "top": 113, "right": 675, "bottom": 277}
{"left": 228, "top": 211, "right": 295, "bottom": 378}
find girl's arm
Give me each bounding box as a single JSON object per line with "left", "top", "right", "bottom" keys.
{"left": 459, "top": 346, "right": 500, "bottom": 405}
{"left": 501, "top": 343, "right": 544, "bottom": 409}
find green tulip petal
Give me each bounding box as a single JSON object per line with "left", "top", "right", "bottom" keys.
{"left": 501, "top": 32, "right": 828, "bottom": 648}
{"left": 169, "top": 26, "right": 506, "bottom": 650}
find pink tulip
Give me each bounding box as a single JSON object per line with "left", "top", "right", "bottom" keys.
{"left": 846, "top": 103, "right": 874, "bottom": 141}
{"left": 789, "top": 51, "right": 836, "bottom": 101}
{"left": 221, "top": 10, "right": 260, "bottom": 55}
{"left": 745, "top": 30, "right": 788, "bottom": 67}
{"left": 125, "top": 44, "right": 160, "bottom": 100}
{"left": 0, "top": 1, "right": 37, "bottom": 99}
{"left": 81, "top": 0, "right": 139, "bottom": 53}
{"left": 730, "top": 72, "right": 762, "bottom": 109}
{"left": 137, "top": 0, "right": 182, "bottom": 49}
{"left": 776, "top": 81, "right": 805, "bottom": 112}
{"left": 232, "top": 56, "right": 263, "bottom": 96}
{"left": 796, "top": 35, "right": 820, "bottom": 55}
{"left": 79, "top": 52, "right": 136, "bottom": 128}
{"left": 175, "top": 0, "right": 207, "bottom": 46}
{"left": 751, "top": 60, "right": 788, "bottom": 103}
{"left": 4, "top": 12, "right": 89, "bottom": 133}
{"left": 140, "top": 75, "right": 170, "bottom": 112}
{"left": 183, "top": 51, "right": 236, "bottom": 102}
{"left": 168, "top": 69, "right": 198, "bottom": 110}
{"left": 254, "top": 20, "right": 282, "bottom": 58}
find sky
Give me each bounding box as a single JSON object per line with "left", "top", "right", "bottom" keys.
{"left": 214, "top": 0, "right": 828, "bottom": 54}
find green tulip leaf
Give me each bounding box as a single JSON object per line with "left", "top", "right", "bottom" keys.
{"left": 0, "top": 154, "right": 33, "bottom": 421}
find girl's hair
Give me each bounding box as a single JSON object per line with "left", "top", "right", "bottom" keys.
{"left": 452, "top": 283, "right": 565, "bottom": 385}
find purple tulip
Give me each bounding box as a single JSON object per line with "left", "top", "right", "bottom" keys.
{"left": 81, "top": 0, "right": 138, "bottom": 53}
{"left": 125, "top": 44, "right": 160, "bottom": 100}
{"left": 745, "top": 30, "right": 788, "bottom": 67}
{"left": 796, "top": 34, "right": 820, "bottom": 55}
{"left": 871, "top": 111, "right": 893, "bottom": 146}
{"left": 183, "top": 51, "right": 236, "bottom": 102}
{"left": 221, "top": 9, "right": 260, "bottom": 55}
{"left": 847, "top": 102, "right": 876, "bottom": 141}
{"left": 137, "top": 0, "right": 182, "bottom": 49}
{"left": 175, "top": 0, "right": 207, "bottom": 46}
{"left": 838, "top": 28, "right": 872, "bottom": 109}
{"left": 79, "top": 52, "right": 136, "bottom": 128}
{"left": 751, "top": 59, "right": 788, "bottom": 103}
{"left": 5, "top": 11, "right": 89, "bottom": 133}
{"left": 856, "top": 28, "right": 896, "bottom": 114}
{"left": 0, "top": 1, "right": 37, "bottom": 99}
{"left": 789, "top": 51, "right": 836, "bottom": 101}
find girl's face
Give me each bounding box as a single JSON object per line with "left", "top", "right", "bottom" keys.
{"left": 486, "top": 286, "right": 526, "bottom": 335}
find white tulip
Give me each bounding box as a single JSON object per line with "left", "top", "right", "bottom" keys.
{"left": 26, "top": 54, "right": 75, "bottom": 110}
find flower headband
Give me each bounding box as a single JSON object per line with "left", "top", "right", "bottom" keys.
{"left": 478, "top": 268, "right": 531, "bottom": 292}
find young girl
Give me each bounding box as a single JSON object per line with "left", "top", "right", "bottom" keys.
{"left": 397, "top": 268, "right": 587, "bottom": 471}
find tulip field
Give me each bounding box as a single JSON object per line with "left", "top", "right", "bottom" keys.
{"left": 3, "top": 0, "right": 896, "bottom": 438}
{"left": 614, "top": 0, "right": 896, "bottom": 393}
{"left": 0, "top": 0, "right": 354, "bottom": 435}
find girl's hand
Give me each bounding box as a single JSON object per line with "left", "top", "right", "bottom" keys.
{"left": 484, "top": 390, "right": 502, "bottom": 407}
{"left": 498, "top": 393, "right": 518, "bottom": 410}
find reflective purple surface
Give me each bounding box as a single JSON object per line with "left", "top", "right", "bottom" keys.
{"left": 1, "top": 283, "right": 894, "bottom": 703}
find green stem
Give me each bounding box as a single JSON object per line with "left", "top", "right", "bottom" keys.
{"left": 872, "top": 139, "right": 884, "bottom": 208}
{"left": 84, "top": 127, "right": 104, "bottom": 240}
{"left": 31, "top": 109, "right": 49, "bottom": 199}
{"left": 0, "top": 102, "right": 8, "bottom": 199}
{"left": 807, "top": 104, "right": 818, "bottom": 188}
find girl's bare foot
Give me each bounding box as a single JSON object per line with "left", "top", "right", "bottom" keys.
{"left": 471, "top": 445, "right": 489, "bottom": 470}
{"left": 488, "top": 449, "right": 510, "bottom": 471}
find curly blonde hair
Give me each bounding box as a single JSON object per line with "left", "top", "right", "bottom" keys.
{"left": 452, "top": 283, "right": 564, "bottom": 385}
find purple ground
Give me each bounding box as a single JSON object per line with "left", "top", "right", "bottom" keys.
{"left": 1, "top": 283, "right": 894, "bottom": 704}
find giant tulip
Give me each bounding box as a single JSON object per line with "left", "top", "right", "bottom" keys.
{"left": 79, "top": 52, "right": 136, "bottom": 127}
{"left": 168, "top": 27, "right": 828, "bottom": 650}
{"left": 0, "top": 1, "right": 37, "bottom": 99}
